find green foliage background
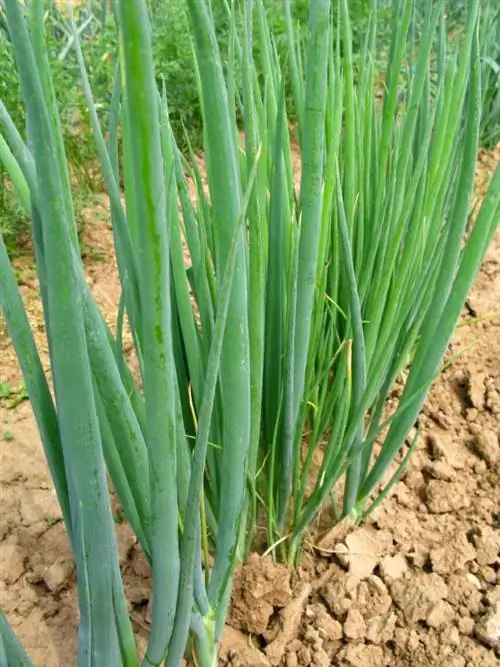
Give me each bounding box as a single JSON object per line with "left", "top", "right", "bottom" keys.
{"left": 0, "top": 0, "right": 498, "bottom": 251}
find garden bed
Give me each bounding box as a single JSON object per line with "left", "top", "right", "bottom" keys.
{"left": 0, "top": 147, "right": 499, "bottom": 667}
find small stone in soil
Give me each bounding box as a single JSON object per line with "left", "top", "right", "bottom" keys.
{"left": 423, "top": 461, "right": 456, "bottom": 481}
{"left": 303, "top": 626, "right": 322, "bottom": 649}
{"left": 337, "top": 527, "right": 393, "bottom": 586}
{"left": 466, "top": 370, "right": 486, "bottom": 409}
{"left": 426, "top": 600, "right": 455, "bottom": 629}
{"left": 394, "top": 482, "right": 414, "bottom": 509}
{"left": 337, "top": 643, "right": 385, "bottom": 667}
{"left": 407, "top": 628, "right": 421, "bottom": 651}
{"left": 312, "top": 646, "right": 330, "bottom": 667}
{"left": 334, "top": 542, "right": 350, "bottom": 568}
{"left": 474, "top": 459, "right": 488, "bottom": 474}
{"left": 485, "top": 388, "right": 500, "bottom": 414}
{"left": 365, "top": 612, "right": 397, "bottom": 645}
{"left": 18, "top": 489, "right": 61, "bottom": 527}
{"left": 343, "top": 607, "right": 366, "bottom": 640}
{"left": 42, "top": 557, "right": 74, "bottom": 593}
{"left": 470, "top": 525, "right": 500, "bottom": 566}
{"left": 458, "top": 616, "right": 475, "bottom": 635}
{"left": 466, "top": 572, "right": 483, "bottom": 592}
{"left": 0, "top": 543, "right": 25, "bottom": 585}
{"left": 305, "top": 603, "right": 343, "bottom": 641}
{"left": 321, "top": 575, "right": 353, "bottom": 617}
{"left": 485, "top": 585, "right": 500, "bottom": 607}
{"left": 441, "top": 624, "right": 461, "bottom": 646}
{"left": 379, "top": 553, "right": 408, "bottom": 581}
{"left": 403, "top": 469, "right": 425, "bottom": 490}
{"left": 407, "top": 543, "right": 429, "bottom": 568}
{"left": 473, "top": 429, "right": 499, "bottom": 467}
{"left": 426, "top": 480, "right": 470, "bottom": 513}
{"left": 429, "top": 532, "right": 476, "bottom": 574}
{"left": 427, "top": 432, "right": 468, "bottom": 469}
{"left": 447, "top": 573, "right": 483, "bottom": 616}
{"left": 354, "top": 576, "right": 391, "bottom": 617}
{"left": 480, "top": 566, "right": 497, "bottom": 584}
{"left": 474, "top": 602, "right": 500, "bottom": 648}
{"left": 467, "top": 407, "right": 479, "bottom": 423}
{"left": 390, "top": 572, "right": 448, "bottom": 624}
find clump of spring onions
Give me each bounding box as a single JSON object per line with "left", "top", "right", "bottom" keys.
{"left": 0, "top": 0, "right": 499, "bottom": 666}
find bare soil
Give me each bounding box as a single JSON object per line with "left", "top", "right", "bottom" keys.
{"left": 1, "top": 149, "right": 499, "bottom": 666}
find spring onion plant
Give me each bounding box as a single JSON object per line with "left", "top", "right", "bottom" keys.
{"left": 478, "top": 3, "right": 499, "bottom": 148}
{"left": 0, "top": 0, "right": 499, "bottom": 665}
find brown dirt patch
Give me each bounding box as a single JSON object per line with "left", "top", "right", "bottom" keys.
{"left": 1, "top": 150, "right": 499, "bottom": 665}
